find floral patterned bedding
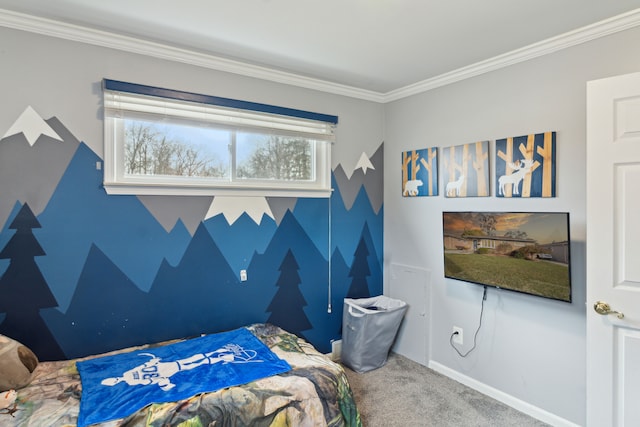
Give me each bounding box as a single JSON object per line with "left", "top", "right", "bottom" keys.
{"left": 0, "top": 324, "right": 361, "bottom": 427}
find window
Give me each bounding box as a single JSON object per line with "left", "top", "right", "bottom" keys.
{"left": 102, "top": 80, "right": 337, "bottom": 197}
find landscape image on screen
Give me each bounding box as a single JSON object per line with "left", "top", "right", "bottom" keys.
{"left": 443, "top": 212, "right": 571, "bottom": 302}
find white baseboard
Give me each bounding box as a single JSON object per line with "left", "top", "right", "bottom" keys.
{"left": 428, "top": 361, "right": 581, "bottom": 427}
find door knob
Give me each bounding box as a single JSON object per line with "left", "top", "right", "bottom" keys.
{"left": 593, "top": 301, "right": 624, "bottom": 319}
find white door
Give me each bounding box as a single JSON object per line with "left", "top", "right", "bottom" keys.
{"left": 586, "top": 72, "right": 640, "bottom": 427}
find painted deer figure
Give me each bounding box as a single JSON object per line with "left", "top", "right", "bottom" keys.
{"left": 446, "top": 174, "right": 465, "bottom": 197}
{"left": 498, "top": 159, "right": 534, "bottom": 196}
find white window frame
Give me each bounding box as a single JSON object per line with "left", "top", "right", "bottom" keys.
{"left": 102, "top": 80, "right": 337, "bottom": 197}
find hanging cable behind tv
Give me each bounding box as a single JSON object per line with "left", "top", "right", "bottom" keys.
{"left": 450, "top": 286, "right": 487, "bottom": 358}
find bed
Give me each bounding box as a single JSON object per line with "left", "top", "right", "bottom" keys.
{"left": 0, "top": 323, "right": 361, "bottom": 426}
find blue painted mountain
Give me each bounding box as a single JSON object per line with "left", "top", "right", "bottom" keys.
{"left": 146, "top": 222, "right": 260, "bottom": 342}
{"left": 204, "top": 211, "right": 277, "bottom": 276}
{"left": 329, "top": 247, "right": 351, "bottom": 336}
{"left": 42, "top": 244, "right": 152, "bottom": 358}
{"left": 165, "top": 218, "right": 192, "bottom": 266}
{"left": 331, "top": 182, "right": 383, "bottom": 274}
{"left": 44, "top": 221, "right": 267, "bottom": 359}
{"left": 330, "top": 247, "right": 350, "bottom": 297}
{"left": 292, "top": 197, "right": 330, "bottom": 260}
{"left": 249, "top": 210, "right": 338, "bottom": 353}
{"left": 35, "top": 142, "right": 191, "bottom": 311}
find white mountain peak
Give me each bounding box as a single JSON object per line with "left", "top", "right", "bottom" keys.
{"left": 2, "top": 106, "right": 63, "bottom": 146}
{"left": 355, "top": 152, "right": 375, "bottom": 175}
{"left": 205, "top": 196, "right": 274, "bottom": 225}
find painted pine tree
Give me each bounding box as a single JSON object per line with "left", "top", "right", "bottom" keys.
{"left": 346, "top": 237, "right": 371, "bottom": 298}
{"left": 265, "top": 249, "right": 312, "bottom": 337}
{"left": 0, "top": 203, "right": 65, "bottom": 360}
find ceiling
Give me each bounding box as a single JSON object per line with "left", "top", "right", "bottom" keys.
{"left": 2, "top": 0, "right": 640, "bottom": 98}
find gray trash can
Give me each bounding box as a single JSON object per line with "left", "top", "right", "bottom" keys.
{"left": 341, "top": 295, "right": 408, "bottom": 373}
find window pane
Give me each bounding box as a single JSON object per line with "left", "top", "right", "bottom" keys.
{"left": 235, "top": 132, "right": 314, "bottom": 181}
{"left": 104, "top": 82, "right": 334, "bottom": 196}
{"left": 123, "top": 119, "right": 230, "bottom": 179}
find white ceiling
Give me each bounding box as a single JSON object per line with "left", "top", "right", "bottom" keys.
{"left": 2, "top": 0, "right": 640, "bottom": 98}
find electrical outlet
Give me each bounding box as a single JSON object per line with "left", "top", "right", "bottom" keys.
{"left": 452, "top": 326, "right": 463, "bottom": 345}
{"left": 240, "top": 270, "right": 247, "bottom": 282}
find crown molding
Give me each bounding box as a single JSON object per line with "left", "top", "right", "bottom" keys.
{"left": 0, "top": 9, "right": 385, "bottom": 103}
{"left": 384, "top": 8, "right": 640, "bottom": 102}
{"left": 1, "top": 8, "right": 639, "bottom": 103}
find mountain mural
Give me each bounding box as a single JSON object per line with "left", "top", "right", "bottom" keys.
{"left": 0, "top": 109, "right": 383, "bottom": 360}
{"left": 333, "top": 143, "right": 383, "bottom": 213}
{"left": 332, "top": 183, "right": 384, "bottom": 271}
{"left": 204, "top": 212, "right": 277, "bottom": 277}
{"left": 43, "top": 243, "right": 153, "bottom": 358}
{"left": 35, "top": 142, "right": 192, "bottom": 312}
{"left": 0, "top": 114, "right": 78, "bottom": 232}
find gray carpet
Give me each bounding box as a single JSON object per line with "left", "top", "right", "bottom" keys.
{"left": 342, "top": 352, "right": 550, "bottom": 427}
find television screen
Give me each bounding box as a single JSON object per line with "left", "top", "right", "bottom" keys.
{"left": 442, "top": 212, "right": 571, "bottom": 302}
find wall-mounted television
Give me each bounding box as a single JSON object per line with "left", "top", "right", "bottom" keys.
{"left": 442, "top": 212, "right": 571, "bottom": 303}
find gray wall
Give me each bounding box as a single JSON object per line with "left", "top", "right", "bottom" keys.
{"left": 0, "top": 27, "right": 384, "bottom": 175}
{"left": 383, "top": 27, "right": 640, "bottom": 425}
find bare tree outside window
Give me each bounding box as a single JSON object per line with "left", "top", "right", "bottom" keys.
{"left": 124, "top": 121, "right": 228, "bottom": 178}
{"left": 236, "top": 134, "right": 313, "bottom": 181}
{"left": 125, "top": 123, "right": 157, "bottom": 175}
